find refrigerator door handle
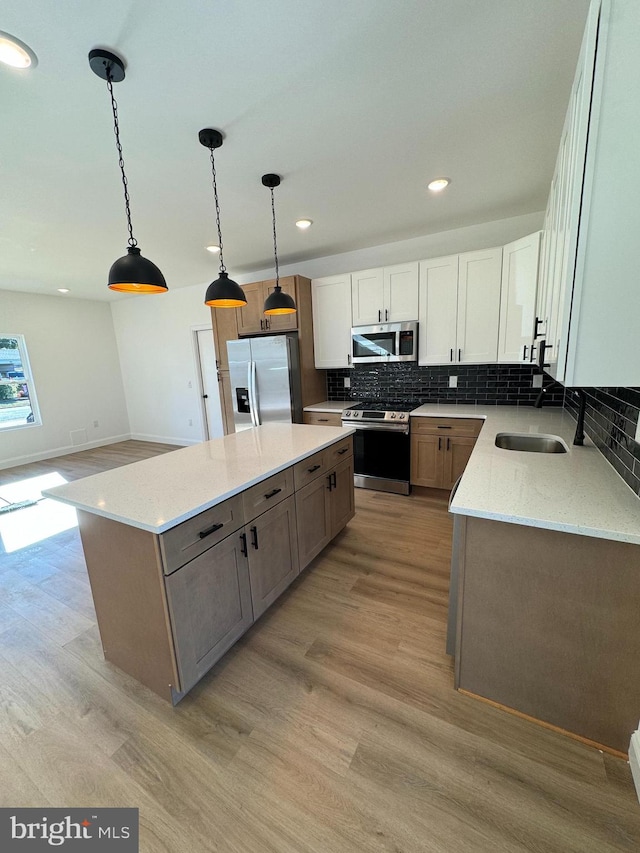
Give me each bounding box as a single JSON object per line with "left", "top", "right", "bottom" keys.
{"left": 248, "top": 360, "right": 260, "bottom": 426}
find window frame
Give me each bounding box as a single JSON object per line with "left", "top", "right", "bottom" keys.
{"left": 0, "top": 333, "right": 42, "bottom": 431}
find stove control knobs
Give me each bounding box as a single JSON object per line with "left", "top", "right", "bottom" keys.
{"left": 399, "top": 413, "right": 406, "bottom": 420}
{"left": 344, "top": 410, "right": 351, "bottom": 417}
{"left": 390, "top": 413, "right": 396, "bottom": 419}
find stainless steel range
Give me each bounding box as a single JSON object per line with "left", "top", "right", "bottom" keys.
{"left": 341, "top": 401, "right": 414, "bottom": 495}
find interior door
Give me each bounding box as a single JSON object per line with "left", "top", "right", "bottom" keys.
{"left": 195, "top": 329, "right": 224, "bottom": 440}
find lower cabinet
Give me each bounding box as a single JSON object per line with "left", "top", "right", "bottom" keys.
{"left": 165, "top": 532, "right": 253, "bottom": 693}
{"left": 410, "top": 418, "right": 482, "bottom": 490}
{"left": 246, "top": 496, "right": 299, "bottom": 619}
{"left": 302, "top": 411, "right": 343, "bottom": 427}
{"left": 80, "top": 436, "right": 354, "bottom": 704}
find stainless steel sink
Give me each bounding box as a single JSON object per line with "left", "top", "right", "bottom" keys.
{"left": 495, "top": 433, "right": 568, "bottom": 453}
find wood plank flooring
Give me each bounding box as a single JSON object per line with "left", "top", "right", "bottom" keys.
{"left": 0, "top": 440, "right": 638, "bottom": 852}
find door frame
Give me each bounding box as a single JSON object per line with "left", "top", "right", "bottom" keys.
{"left": 191, "top": 324, "right": 219, "bottom": 441}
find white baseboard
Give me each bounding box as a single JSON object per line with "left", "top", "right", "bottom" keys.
{"left": 0, "top": 434, "right": 132, "bottom": 471}
{"left": 629, "top": 730, "right": 640, "bottom": 804}
{"left": 129, "top": 433, "right": 198, "bottom": 447}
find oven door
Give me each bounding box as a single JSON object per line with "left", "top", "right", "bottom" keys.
{"left": 352, "top": 426, "right": 411, "bottom": 494}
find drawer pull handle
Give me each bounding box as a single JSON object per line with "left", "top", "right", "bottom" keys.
{"left": 447, "top": 437, "right": 450, "bottom": 451}
{"left": 308, "top": 464, "right": 321, "bottom": 473}
{"left": 240, "top": 532, "right": 247, "bottom": 557}
{"left": 250, "top": 525, "right": 259, "bottom": 549}
{"left": 437, "top": 425, "right": 452, "bottom": 429}
{"left": 438, "top": 436, "right": 442, "bottom": 451}
{"left": 327, "top": 474, "right": 333, "bottom": 492}
{"left": 264, "top": 487, "right": 282, "bottom": 499}
{"left": 331, "top": 471, "right": 337, "bottom": 489}
{"left": 199, "top": 522, "right": 224, "bottom": 539}
{"left": 337, "top": 448, "right": 349, "bottom": 455}
{"left": 318, "top": 418, "right": 329, "bottom": 422}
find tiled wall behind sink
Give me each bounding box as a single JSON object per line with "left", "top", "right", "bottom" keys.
{"left": 326, "top": 363, "right": 565, "bottom": 407}
{"left": 565, "top": 387, "right": 640, "bottom": 498}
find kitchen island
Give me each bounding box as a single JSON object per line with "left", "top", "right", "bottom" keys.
{"left": 44, "top": 423, "right": 355, "bottom": 703}
{"left": 412, "top": 403, "right": 640, "bottom": 754}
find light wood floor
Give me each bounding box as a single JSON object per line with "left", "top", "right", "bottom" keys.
{"left": 0, "top": 441, "right": 638, "bottom": 852}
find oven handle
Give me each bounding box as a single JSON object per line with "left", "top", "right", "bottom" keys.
{"left": 342, "top": 422, "right": 410, "bottom": 435}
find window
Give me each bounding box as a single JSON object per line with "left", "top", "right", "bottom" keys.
{"left": 0, "top": 335, "right": 41, "bottom": 430}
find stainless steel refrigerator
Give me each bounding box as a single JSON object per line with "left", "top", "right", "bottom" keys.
{"left": 227, "top": 334, "right": 303, "bottom": 432}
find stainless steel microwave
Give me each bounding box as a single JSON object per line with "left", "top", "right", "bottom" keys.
{"left": 351, "top": 321, "right": 418, "bottom": 364}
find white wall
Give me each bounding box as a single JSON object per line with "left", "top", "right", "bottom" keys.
{"left": 234, "top": 211, "right": 544, "bottom": 284}
{"left": 111, "top": 211, "right": 543, "bottom": 446}
{"left": 111, "top": 284, "right": 218, "bottom": 446}
{"left": 0, "top": 291, "right": 129, "bottom": 469}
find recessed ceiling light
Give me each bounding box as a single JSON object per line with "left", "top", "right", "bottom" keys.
{"left": 0, "top": 31, "right": 38, "bottom": 69}
{"left": 295, "top": 219, "right": 313, "bottom": 230}
{"left": 428, "top": 178, "right": 451, "bottom": 192}
{"left": 57, "top": 288, "right": 70, "bottom": 293}
{"left": 205, "top": 244, "right": 220, "bottom": 253}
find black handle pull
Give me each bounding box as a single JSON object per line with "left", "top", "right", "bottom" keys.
{"left": 264, "top": 487, "right": 282, "bottom": 500}
{"left": 202, "top": 394, "right": 209, "bottom": 399}
{"left": 523, "top": 345, "right": 528, "bottom": 361}
{"left": 250, "top": 525, "right": 259, "bottom": 549}
{"left": 308, "top": 464, "right": 321, "bottom": 473}
{"left": 458, "top": 348, "right": 462, "bottom": 361}
{"left": 437, "top": 425, "right": 452, "bottom": 429}
{"left": 332, "top": 471, "right": 337, "bottom": 489}
{"left": 327, "top": 474, "right": 333, "bottom": 492}
{"left": 378, "top": 309, "right": 381, "bottom": 322}
{"left": 534, "top": 316, "right": 544, "bottom": 339}
{"left": 385, "top": 309, "right": 388, "bottom": 321}
{"left": 318, "top": 418, "right": 329, "bottom": 422}
{"left": 199, "top": 522, "right": 224, "bottom": 539}
{"left": 338, "top": 447, "right": 349, "bottom": 455}
{"left": 438, "top": 436, "right": 442, "bottom": 451}
{"left": 240, "top": 532, "right": 247, "bottom": 557}
{"left": 450, "top": 348, "right": 453, "bottom": 362}
{"left": 446, "top": 437, "right": 450, "bottom": 451}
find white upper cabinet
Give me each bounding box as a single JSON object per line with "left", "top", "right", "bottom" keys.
{"left": 383, "top": 263, "right": 420, "bottom": 322}
{"left": 456, "top": 248, "right": 503, "bottom": 364}
{"left": 351, "top": 263, "right": 418, "bottom": 325}
{"left": 311, "top": 274, "right": 353, "bottom": 369}
{"left": 497, "top": 232, "right": 541, "bottom": 363}
{"left": 540, "top": 0, "right": 639, "bottom": 386}
{"left": 418, "top": 255, "right": 458, "bottom": 365}
{"left": 418, "top": 248, "right": 502, "bottom": 365}
{"left": 351, "top": 268, "right": 384, "bottom": 325}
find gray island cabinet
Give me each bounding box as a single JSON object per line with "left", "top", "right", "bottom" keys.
{"left": 44, "top": 424, "right": 354, "bottom": 703}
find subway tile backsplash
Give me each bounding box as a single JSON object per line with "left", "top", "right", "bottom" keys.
{"left": 326, "top": 363, "right": 564, "bottom": 407}
{"left": 565, "top": 387, "right": 640, "bottom": 498}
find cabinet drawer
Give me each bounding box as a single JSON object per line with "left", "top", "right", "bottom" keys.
{"left": 303, "top": 411, "right": 343, "bottom": 427}
{"left": 242, "top": 467, "right": 294, "bottom": 519}
{"left": 411, "top": 417, "right": 483, "bottom": 437}
{"left": 323, "top": 435, "right": 353, "bottom": 467}
{"left": 293, "top": 449, "right": 328, "bottom": 490}
{"left": 160, "top": 494, "right": 245, "bottom": 575}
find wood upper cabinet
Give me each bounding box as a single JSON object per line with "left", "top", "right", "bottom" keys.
{"left": 410, "top": 418, "right": 482, "bottom": 489}
{"left": 497, "top": 232, "right": 541, "bottom": 364}
{"left": 418, "top": 248, "right": 502, "bottom": 366}
{"left": 164, "top": 531, "right": 253, "bottom": 692}
{"left": 311, "top": 274, "right": 353, "bottom": 368}
{"left": 236, "top": 277, "right": 298, "bottom": 336}
{"left": 246, "top": 495, "right": 299, "bottom": 620}
{"left": 351, "top": 263, "right": 418, "bottom": 325}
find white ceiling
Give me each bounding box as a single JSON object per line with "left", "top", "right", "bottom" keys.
{"left": 1, "top": 0, "right": 590, "bottom": 302}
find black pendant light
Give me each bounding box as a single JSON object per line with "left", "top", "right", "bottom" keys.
{"left": 262, "top": 174, "right": 296, "bottom": 315}
{"left": 198, "top": 129, "right": 247, "bottom": 308}
{"left": 88, "top": 49, "right": 167, "bottom": 294}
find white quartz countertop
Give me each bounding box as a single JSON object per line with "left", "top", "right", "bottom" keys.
{"left": 43, "top": 424, "right": 355, "bottom": 535}
{"left": 304, "top": 401, "right": 356, "bottom": 413}
{"left": 411, "top": 404, "right": 640, "bottom": 544}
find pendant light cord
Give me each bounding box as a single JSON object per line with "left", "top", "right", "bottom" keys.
{"left": 106, "top": 68, "right": 137, "bottom": 248}
{"left": 208, "top": 147, "right": 226, "bottom": 274}
{"left": 270, "top": 187, "right": 280, "bottom": 290}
